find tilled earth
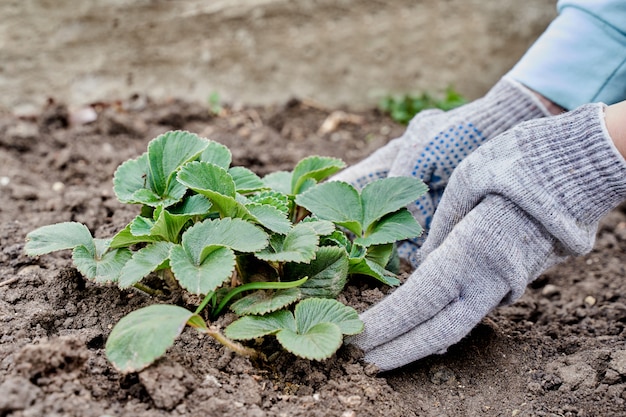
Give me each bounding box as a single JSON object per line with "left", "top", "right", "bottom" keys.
{"left": 0, "top": 97, "right": 625, "bottom": 416}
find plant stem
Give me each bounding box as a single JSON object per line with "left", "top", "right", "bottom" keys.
{"left": 212, "top": 276, "right": 308, "bottom": 318}
{"left": 187, "top": 316, "right": 262, "bottom": 360}
{"left": 132, "top": 282, "right": 161, "bottom": 296}
{"left": 292, "top": 205, "right": 308, "bottom": 223}
{"left": 195, "top": 291, "right": 215, "bottom": 314}
{"left": 163, "top": 268, "right": 180, "bottom": 292}
{"left": 230, "top": 270, "right": 240, "bottom": 288}
{"left": 204, "top": 326, "right": 262, "bottom": 359}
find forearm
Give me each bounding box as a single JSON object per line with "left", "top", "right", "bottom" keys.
{"left": 605, "top": 100, "right": 626, "bottom": 159}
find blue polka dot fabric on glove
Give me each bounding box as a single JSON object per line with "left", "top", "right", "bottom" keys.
{"left": 332, "top": 77, "right": 550, "bottom": 266}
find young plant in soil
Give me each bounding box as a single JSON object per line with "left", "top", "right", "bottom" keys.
{"left": 380, "top": 87, "right": 466, "bottom": 124}
{"left": 25, "top": 130, "right": 427, "bottom": 373}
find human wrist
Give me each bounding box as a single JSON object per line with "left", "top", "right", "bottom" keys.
{"left": 604, "top": 100, "right": 626, "bottom": 160}
{"left": 531, "top": 90, "right": 565, "bottom": 116}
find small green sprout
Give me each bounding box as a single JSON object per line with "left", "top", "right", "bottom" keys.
{"left": 208, "top": 91, "right": 223, "bottom": 116}
{"left": 380, "top": 86, "right": 467, "bottom": 124}
{"left": 25, "top": 130, "right": 427, "bottom": 373}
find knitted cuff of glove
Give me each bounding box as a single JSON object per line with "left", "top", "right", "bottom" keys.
{"left": 524, "top": 103, "right": 626, "bottom": 247}
{"left": 457, "top": 76, "right": 552, "bottom": 139}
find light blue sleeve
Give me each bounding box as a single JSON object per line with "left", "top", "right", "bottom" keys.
{"left": 507, "top": 0, "right": 626, "bottom": 110}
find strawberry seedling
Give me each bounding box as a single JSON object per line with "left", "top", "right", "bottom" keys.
{"left": 25, "top": 130, "right": 427, "bottom": 372}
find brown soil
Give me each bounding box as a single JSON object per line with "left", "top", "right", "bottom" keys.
{"left": 1, "top": 97, "right": 625, "bottom": 417}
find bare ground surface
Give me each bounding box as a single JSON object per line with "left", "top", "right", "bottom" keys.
{"left": 1, "top": 97, "right": 626, "bottom": 416}
{"left": 1, "top": 0, "right": 554, "bottom": 113}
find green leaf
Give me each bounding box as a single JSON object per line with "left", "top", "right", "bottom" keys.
{"left": 349, "top": 243, "right": 367, "bottom": 261}
{"left": 229, "top": 166, "right": 266, "bottom": 193}
{"left": 298, "top": 178, "right": 319, "bottom": 195}
{"left": 72, "top": 241, "right": 132, "bottom": 283}
{"left": 127, "top": 195, "right": 213, "bottom": 245}
{"left": 301, "top": 217, "right": 335, "bottom": 236}
{"left": 363, "top": 243, "right": 395, "bottom": 270}
{"left": 321, "top": 230, "right": 351, "bottom": 251}
{"left": 25, "top": 222, "right": 95, "bottom": 256}
{"left": 230, "top": 288, "right": 302, "bottom": 316}
{"left": 170, "top": 244, "right": 235, "bottom": 295}
{"left": 226, "top": 298, "right": 363, "bottom": 360}
{"left": 168, "top": 194, "right": 212, "bottom": 216}
{"left": 379, "top": 88, "right": 466, "bottom": 124}
{"left": 256, "top": 223, "right": 318, "bottom": 263}
{"left": 281, "top": 298, "right": 363, "bottom": 360}
{"left": 246, "top": 203, "right": 291, "bottom": 234}
{"left": 106, "top": 304, "right": 196, "bottom": 373}
{"left": 109, "top": 222, "right": 161, "bottom": 249}
{"left": 181, "top": 218, "right": 268, "bottom": 264}
{"left": 113, "top": 153, "right": 149, "bottom": 204}
{"left": 131, "top": 178, "right": 188, "bottom": 208}
{"left": 349, "top": 257, "right": 400, "bottom": 286}
{"left": 296, "top": 177, "right": 427, "bottom": 241}
{"left": 356, "top": 209, "right": 423, "bottom": 246}
{"left": 113, "top": 131, "right": 209, "bottom": 208}
{"left": 146, "top": 131, "right": 209, "bottom": 197}
{"left": 199, "top": 140, "right": 232, "bottom": 169}
{"left": 178, "top": 161, "right": 236, "bottom": 198}
{"left": 214, "top": 277, "right": 307, "bottom": 317}
{"left": 207, "top": 192, "right": 251, "bottom": 219}
{"left": 291, "top": 156, "right": 346, "bottom": 195}
{"left": 361, "top": 177, "right": 428, "bottom": 231}
{"left": 118, "top": 242, "right": 174, "bottom": 288}
{"left": 177, "top": 162, "right": 256, "bottom": 219}
{"left": 276, "top": 323, "right": 343, "bottom": 361}
{"left": 130, "top": 215, "right": 155, "bottom": 236}
{"left": 150, "top": 209, "right": 192, "bottom": 243}
{"left": 285, "top": 246, "right": 349, "bottom": 298}
{"left": 301, "top": 218, "right": 335, "bottom": 236}
{"left": 295, "top": 297, "right": 363, "bottom": 335}
{"left": 173, "top": 218, "right": 265, "bottom": 293}
{"left": 295, "top": 182, "right": 362, "bottom": 235}
{"left": 385, "top": 244, "right": 401, "bottom": 275}
{"left": 263, "top": 171, "right": 292, "bottom": 195}
{"left": 225, "top": 310, "right": 296, "bottom": 340}
{"left": 247, "top": 191, "right": 290, "bottom": 215}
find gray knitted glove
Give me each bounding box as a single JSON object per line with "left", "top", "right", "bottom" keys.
{"left": 332, "top": 77, "right": 549, "bottom": 265}
{"left": 349, "top": 103, "right": 626, "bottom": 371}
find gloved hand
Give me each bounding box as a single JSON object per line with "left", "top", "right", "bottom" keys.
{"left": 348, "top": 103, "right": 626, "bottom": 371}
{"left": 332, "top": 77, "right": 550, "bottom": 265}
